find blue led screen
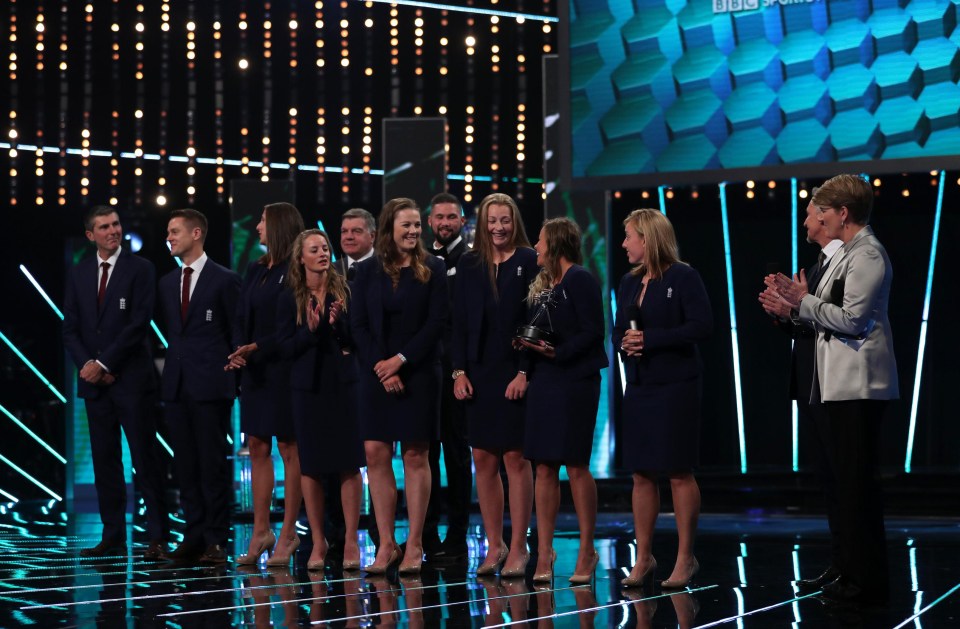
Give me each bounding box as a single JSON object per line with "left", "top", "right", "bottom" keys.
{"left": 566, "top": 0, "right": 960, "bottom": 185}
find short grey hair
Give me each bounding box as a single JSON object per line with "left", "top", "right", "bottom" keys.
{"left": 341, "top": 207, "right": 376, "bottom": 233}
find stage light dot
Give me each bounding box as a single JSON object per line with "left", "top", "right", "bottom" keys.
{"left": 289, "top": 19, "right": 298, "bottom": 29}
{"left": 134, "top": 110, "right": 143, "bottom": 119}
{"left": 157, "top": 195, "right": 167, "bottom": 206}
{"left": 238, "top": 58, "right": 249, "bottom": 69}
{"left": 746, "top": 180, "right": 755, "bottom": 189}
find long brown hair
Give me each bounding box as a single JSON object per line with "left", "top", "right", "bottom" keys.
{"left": 287, "top": 229, "right": 350, "bottom": 326}
{"left": 260, "top": 202, "right": 305, "bottom": 266}
{"left": 472, "top": 193, "right": 531, "bottom": 295}
{"left": 623, "top": 209, "right": 682, "bottom": 279}
{"left": 527, "top": 217, "right": 583, "bottom": 303}
{"left": 375, "top": 197, "right": 431, "bottom": 287}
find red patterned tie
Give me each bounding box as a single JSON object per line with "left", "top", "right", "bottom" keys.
{"left": 181, "top": 267, "right": 194, "bottom": 323}
{"left": 97, "top": 261, "right": 111, "bottom": 309}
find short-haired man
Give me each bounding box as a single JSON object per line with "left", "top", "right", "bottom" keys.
{"left": 424, "top": 192, "right": 472, "bottom": 561}
{"left": 159, "top": 209, "right": 241, "bottom": 564}
{"left": 337, "top": 208, "right": 376, "bottom": 280}
{"left": 63, "top": 206, "right": 169, "bottom": 558}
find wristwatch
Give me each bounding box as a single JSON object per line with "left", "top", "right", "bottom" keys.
{"left": 452, "top": 369, "right": 466, "bottom": 380}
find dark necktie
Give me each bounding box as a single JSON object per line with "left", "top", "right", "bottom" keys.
{"left": 97, "top": 261, "right": 111, "bottom": 309}
{"left": 809, "top": 251, "right": 828, "bottom": 293}
{"left": 181, "top": 267, "right": 194, "bottom": 323}
{"left": 346, "top": 263, "right": 357, "bottom": 281}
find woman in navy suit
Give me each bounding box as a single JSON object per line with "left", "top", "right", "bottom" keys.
{"left": 613, "top": 209, "right": 713, "bottom": 589}
{"left": 451, "top": 193, "right": 537, "bottom": 576}
{"left": 349, "top": 198, "right": 448, "bottom": 574}
{"left": 227, "top": 202, "right": 305, "bottom": 565}
{"left": 278, "top": 229, "right": 365, "bottom": 571}
{"left": 519, "top": 217, "right": 607, "bottom": 584}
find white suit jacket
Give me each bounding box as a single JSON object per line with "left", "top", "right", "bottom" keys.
{"left": 798, "top": 225, "right": 899, "bottom": 402}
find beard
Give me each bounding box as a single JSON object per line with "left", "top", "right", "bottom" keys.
{"left": 434, "top": 227, "right": 461, "bottom": 246}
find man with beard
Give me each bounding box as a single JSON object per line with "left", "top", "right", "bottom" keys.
{"left": 423, "top": 192, "right": 472, "bottom": 561}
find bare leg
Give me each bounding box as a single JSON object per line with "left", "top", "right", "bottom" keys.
{"left": 474, "top": 447, "right": 505, "bottom": 567}
{"left": 533, "top": 463, "right": 560, "bottom": 575}
{"left": 246, "top": 435, "right": 275, "bottom": 556}
{"left": 400, "top": 441, "right": 431, "bottom": 569}
{"left": 503, "top": 449, "right": 533, "bottom": 571}
{"left": 628, "top": 472, "right": 659, "bottom": 580}
{"left": 567, "top": 464, "right": 598, "bottom": 573}
{"left": 364, "top": 440, "right": 398, "bottom": 567}
{"left": 275, "top": 439, "right": 304, "bottom": 554}
{"left": 301, "top": 474, "right": 327, "bottom": 564}
{"left": 666, "top": 472, "right": 700, "bottom": 582}
{"left": 340, "top": 470, "right": 362, "bottom": 564}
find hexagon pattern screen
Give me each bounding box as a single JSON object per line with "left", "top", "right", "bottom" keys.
{"left": 569, "top": 0, "right": 960, "bottom": 179}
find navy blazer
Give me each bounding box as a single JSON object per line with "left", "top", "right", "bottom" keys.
{"left": 159, "top": 259, "right": 241, "bottom": 402}
{"left": 349, "top": 255, "right": 448, "bottom": 372}
{"left": 451, "top": 248, "right": 538, "bottom": 370}
{"left": 276, "top": 290, "right": 357, "bottom": 390}
{"left": 63, "top": 249, "right": 157, "bottom": 399}
{"left": 529, "top": 265, "right": 608, "bottom": 380}
{"left": 232, "top": 260, "right": 291, "bottom": 389}
{"left": 612, "top": 264, "right": 713, "bottom": 385}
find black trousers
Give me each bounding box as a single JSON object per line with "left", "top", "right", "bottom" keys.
{"left": 821, "top": 398, "right": 889, "bottom": 597}
{"left": 85, "top": 390, "right": 169, "bottom": 542}
{"left": 165, "top": 397, "right": 233, "bottom": 547}
{"left": 799, "top": 396, "right": 842, "bottom": 567}
{"left": 424, "top": 371, "right": 473, "bottom": 543}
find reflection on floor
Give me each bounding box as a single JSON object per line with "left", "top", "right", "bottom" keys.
{"left": 1, "top": 506, "right": 958, "bottom": 627}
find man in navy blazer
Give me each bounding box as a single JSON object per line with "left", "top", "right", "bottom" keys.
{"left": 159, "top": 209, "right": 241, "bottom": 564}
{"left": 63, "top": 205, "right": 169, "bottom": 558}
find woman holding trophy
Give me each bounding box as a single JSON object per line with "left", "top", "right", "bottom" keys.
{"left": 517, "top": 217, "right": 607, "bottom": 584}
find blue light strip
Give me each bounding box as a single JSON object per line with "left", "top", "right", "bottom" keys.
{"left": 155, "top": 433, "right": 174, "bottom": 458}
{"left": 317, "top": 220, "right": 337, "bottom": 262}
{"left": 0, "top": 403, "right": 67, "bottom": 464}
{"left": 150, "top": 321, "right": 169, "bottom": 349}
{"left": 790, "top": 178, "right": 799, "bottom": 472}
{"left": 892, "top": 582, "right": 960, "bottom": 629}
{"left": 610, "top": 290, "right": 626, "bottom": 395}
{"left": 19, "top": 265, "right": 64, "bottom": 320}
{"left": 0, "top": 330, "right": 67, "bottom": 404}
{"left": 0, "top": 453, "right": 62, "bottom": 501}
{"left": 719, "top": 183, "right": 747, "bottom": 473}
{"left": 360, "top": 0, "right": 560, "bottom": 22}
{"left": 904, "top": 170, "right": 945, "bottom": 473}
{"left": 0, "top": 487, "right": 18, "bottom": 503}
{"left": 657, "top": 186, "right": 667, "bottom": 215}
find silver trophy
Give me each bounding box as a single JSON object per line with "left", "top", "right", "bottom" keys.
{"left": 515, "top": 289, "right": 558, "bottom": 346}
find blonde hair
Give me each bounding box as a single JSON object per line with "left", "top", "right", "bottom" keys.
{"left": 472, "top": 193, "right": 531, "bottom": 295}
{"left": 527, "top": 217, "right": 583, "bottom": 303}
{"left": 623, "top": 209, "right": 682, "bottom": 279}
{"left": 287, "top": 229, "right": 350, "bottom": 326}
{"left": 375, "top": 197, "right": 432, "bottom": 287}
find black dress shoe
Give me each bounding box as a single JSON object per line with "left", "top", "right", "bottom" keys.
{"left": 143, "top": 540, "right": 169, "bottom": 560}
{"left": 430, "top": 538, "right": 469, "bottom": 563}
{"left": 79, "top": 538, "right": 126, "bottom": 558}
{"left": 796, "top": 565, "right": 841, "bottom": 592}
{"left": 198, "top": 544, "right": 228, "bottom": 564}
{"left": 820, "top": 577, "right": 889, "bottom": 606}
{"left": 163, "top": 542, "right": 203, "bottom": 562}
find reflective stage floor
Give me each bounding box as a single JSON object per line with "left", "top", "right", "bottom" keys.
{"left": 1, "top": 508, "right": 958, "bottom": 628}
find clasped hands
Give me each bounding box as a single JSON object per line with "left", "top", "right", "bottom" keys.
{"left": 306, "top": 299, "right": 344, "bottom": 332}
{"left": 759, "top": 270, "right": 808, "bottom": 319}
{"left": 374, "top": 355, "right": 405, "bottom": 395}
{"left": 620, "top": 329, "right": 644, "bottom": 357}
{"left": 80, "top": 360, "right": 116, "bottom": 386}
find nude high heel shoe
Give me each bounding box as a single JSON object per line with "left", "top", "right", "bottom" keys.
{"left": 661, "top": 557, "right": 699, "bottom": 589}
{"left": 569, "top": 549, "right": 599, "bottom": 584}
{"left": 500, "top": 549, "right": 531, "bottom": 579}
{"left": 621, "top": 557, "right": 657, "bottom": 588}
{"left": 265, "top": 534, "right": 300, "bottom": 566}
{"left": 532, "top": 549, "right": 557, "bottom": 583}
{"left": 237, "top": 530, "right": 277, "bottom": 565}
{"left": 476, "top": 543, "right": 509, "bottom": 576}
{"left": 364, "top": 543, "right": 402, "bottom": 574}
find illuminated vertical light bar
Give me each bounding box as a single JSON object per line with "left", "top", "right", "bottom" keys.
{"left": 904, "top": 170, "right": 945, "bottom": 473}
{"left": 611, "top": 290, "right": 626, "bottom": 395}
{"left": 720, "top": 183, "right": 747, "bottom": 473}
{"left": 657, "top": 185, "right": 667, "bottom": 214}
{"left": 0, "top": 403, "right": 67, "bottom": 463}
{"left": 0, "top": 453, "right": 62, "bottom": 501}
{"left": 791, "top": 178, "right": 799, "bottom": 472}
{"left": 0, "top": 329, "right": 67, "bottom": 403}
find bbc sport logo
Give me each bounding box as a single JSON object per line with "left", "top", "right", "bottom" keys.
{"left": 714, "top": 0, "right": 820, "bottom": 14}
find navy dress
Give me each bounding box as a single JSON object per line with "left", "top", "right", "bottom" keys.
{"left": 451, "top": 248, "right": 538, "bottom": 450}
{"left": 349, "top": 256, "right": 448, "bottom": 442}
{"left": 523, "top": 265, "right": 608, "bottom": 465}
{"left": 276, "top": 291, "right": 365, "bottom": 476}
{"left": 233, "top": 260, "right": 294, "bottom": 438}
{"left": 611, "top": 264, "right": 713, "bottom": 472}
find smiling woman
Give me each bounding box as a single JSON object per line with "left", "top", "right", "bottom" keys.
{"left": 349, "top": 197, "right": 449, "bottom": 574}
